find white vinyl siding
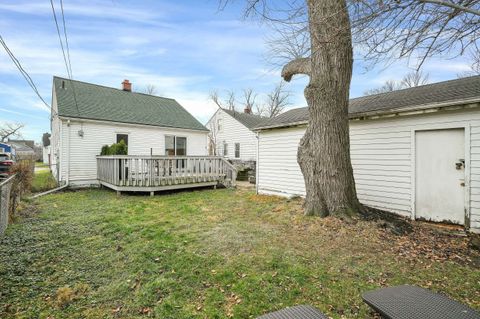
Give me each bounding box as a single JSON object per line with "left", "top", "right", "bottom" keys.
{"left": 50, "top": 87, "right": 62, "bottom": 180}
{"left": 206, "top": 109, "right": 258, "bottom": 161}
{"left": 257, "top": 107, "right": 480, "bottom": 233}
{"left": 57, "top": 119, "right": 208, "bottom": 186}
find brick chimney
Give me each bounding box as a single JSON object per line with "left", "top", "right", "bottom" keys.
{"left": 122, "top": 79, "right": 132, "bottom": 92}
{"left": 244, "top": 106, "right": 252, "bottom": 114}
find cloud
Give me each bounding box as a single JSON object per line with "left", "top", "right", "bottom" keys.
{"left": 0, "top": 0, "right": 166, "bottom": 23}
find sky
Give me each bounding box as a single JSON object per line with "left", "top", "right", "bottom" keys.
{"left": 0, "top": 0, "right": 475, "bottom": 143}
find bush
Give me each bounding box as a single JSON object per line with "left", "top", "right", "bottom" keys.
{"left": 100, "top": 140, "right": 128, "bottom": 155}
{"left": 9, "top": 160, "right": 34, "bottom": 221}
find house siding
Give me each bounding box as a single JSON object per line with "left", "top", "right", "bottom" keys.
{"left": 50, "top": 87, "right": 62, "bottom": 181}
{"left": 206, "top": 109, "right": 257, "bottom": 162}
{"left": 257, "top": 108, "right": 480, "bottom": 233}
{"left": 54, "top": 119, "right": 208, "bottom": 185}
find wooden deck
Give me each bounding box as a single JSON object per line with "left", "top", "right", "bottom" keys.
{"left": 97, "top": 156, "right": 237, "bottom": 195}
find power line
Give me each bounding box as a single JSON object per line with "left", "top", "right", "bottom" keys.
{"left": 60, "top": 0, "right": 73, "bottom": 78}
{"left": 49, "top": 0, "right": 71, "bottom": 79}
{"left": 0, "top": 35, "right": 51, "bottom": 110}
{"left": 50, "top": 0, "right": 81, "bottom": 117}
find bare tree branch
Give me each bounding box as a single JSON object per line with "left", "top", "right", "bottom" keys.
{"left": 0, "top": 122, "right": 24, "bottom": 142}
{"left": 209, "top": 90, "right": 224, "bottom": 108}
{"left": 143, "top": 84, "right": 158, "bottom": 95}
{"left": 225, "top": 90, "right": 236, "bottom": 111}
{"left": 262, "top": 81, "right": 291, "bottom": 117}
{"left": 401, "top": 70, "right": 430, "bottom": 87}
{"left": 242, "top": 88, "right": 257, "bottom": 113}
{"left": 210, "top": 90, "right": 237, "bottom": 111}
{"left": 281, "top": 57, "right": 311, "bottom": 82}
{"left": 364, "top": 71, "right": 430, "bottom": 95}
{"left": 419, "top": 0, "right": 480, "bottom": 16}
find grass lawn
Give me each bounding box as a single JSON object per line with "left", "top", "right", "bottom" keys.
{"left": 0, "top": 187, "right": 479, "bottom": 318}
{"left": 34, "top": 162, "right": 49, "bottom": 168}
{"left": 31, "top": 169, "right": 57, "bottom": 193}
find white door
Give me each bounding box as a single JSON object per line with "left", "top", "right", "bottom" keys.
{"left": 415, "top": 128, "right": 465, "bottom": 224}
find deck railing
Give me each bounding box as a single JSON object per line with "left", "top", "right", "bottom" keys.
{"left": 96, "top": 156, "right": 237, "bottom": 189}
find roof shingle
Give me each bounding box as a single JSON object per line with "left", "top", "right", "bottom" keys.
{"left": 222, "top": 109, "right": 268, "bottom": 129}
{"left": 54, "top": 76, "right": 208, "bottom": 131}
{"left": 256, "top": 75, "right": 480, "bottom": 130}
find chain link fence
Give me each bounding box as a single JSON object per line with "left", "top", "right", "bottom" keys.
{"left": 0, "top": 175, "right": 15, "bottom": 235}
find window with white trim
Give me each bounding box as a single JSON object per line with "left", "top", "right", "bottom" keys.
{"left": 165, "top": 136, "right": 187, "bottom": 156}
{"left": 235, "top": 143, "right": 240, "bottom": 158}
{"left": 223, "top": 142, "right": 228, "bottom": 156}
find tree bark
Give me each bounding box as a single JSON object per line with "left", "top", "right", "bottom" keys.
{"left": 284, "top": 0, "right": 361, "bottom": 217}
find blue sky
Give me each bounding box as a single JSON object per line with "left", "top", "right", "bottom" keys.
{"left": 0, "top": 0, "right": 475, "bottom": 142}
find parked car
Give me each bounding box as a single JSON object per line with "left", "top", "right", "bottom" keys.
{"left": 0, "top": 153, "right": 15, "bottom": 179}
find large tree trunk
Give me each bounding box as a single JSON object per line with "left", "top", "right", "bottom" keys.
{"left": 283, "top": 0, "right": 361, "bottom": 217}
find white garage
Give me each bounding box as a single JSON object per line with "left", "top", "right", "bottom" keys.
{"left": 254, "top": 76, "right": 480, "bottom": 233}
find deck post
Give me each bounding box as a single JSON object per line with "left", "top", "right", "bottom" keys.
{"left": 150, "top": 191, "right": 154, "bottom": 197}
{"left": 116, "top": 190, "right": 121, "bottom": 196}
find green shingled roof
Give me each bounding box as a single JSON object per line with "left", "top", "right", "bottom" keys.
{"left": 222, "top": 109, "right": 268, "bottom": 129}
{"left": 53, "top": 76, "right": 208, "bottom": 131}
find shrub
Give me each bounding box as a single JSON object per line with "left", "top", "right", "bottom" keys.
{"left": 9, "top": 160, "right": 34, "bottom": 222}
{"left": 100, "top": 140, "right": 128, "bottom": 155}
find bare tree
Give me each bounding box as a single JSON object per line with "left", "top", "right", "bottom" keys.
{"left": 258, "top": 82, "right": 291, "bottom": 118}
{"left": 401, "top": 71, "right": 430, "bottom": 88}
{"left": 364, "top": 71, "right": 430, "bottom": 95}
{"left": 207, "top": 120, "right": 218, "bottom": 156}
{"left": 364, "top": 80, "right": 403, "bottom": 95}
{"left": 0, "top": 122, "right": 24, "bottom": 142}
{"left": 143, "top": 84, "right": 158, "bottom": 95}
{"left": 458, "top": 49, "right": 480, "bottom": 77}
{"left": 209, "top": 90, "right": 237, "bottom": 111}
{"left": 242, "top": 88, "right": 257, "bottom": 113}
{"left": 210, "top": 90, "right": 223, "bottom": 108}
{"left": 223, "top": 0, "right": 480, "bottom": 217}
{"left": 225, "top": 91, "right": 236, "bottom": 111}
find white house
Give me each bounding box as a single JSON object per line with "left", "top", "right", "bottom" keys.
{"left": 50, "top": 77, "right": 209, "bottom": 187}
{"left": 254, "top": 76, "right": 480, "bottom": 233}
{"left": 206, "top": 108, "right": 266, "bottom": 163}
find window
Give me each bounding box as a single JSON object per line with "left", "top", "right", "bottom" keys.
{"left": 165, "top": 136, "right": 187, "bottom": 156}
{"left": 235, "top": 143, "right": 240, "bottom": 158}
{"left": 165, "top": 136, "right": 175, "bottom": 156}
{"left": 223, "top": 142, "right": 228, "bottom": 156}
{"left": 176, "top": 137, "right": 186, "bottom": 156}
{"left": 116, "top": 134, "right": 128, "bottom": 146}
{"left": 217, "top": 118, "right": 223, "bottom": 131}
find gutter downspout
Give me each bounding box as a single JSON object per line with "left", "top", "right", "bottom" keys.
{"left": 66, "top": 119, "right": 71, "bottom": 186}
{"left": 255, "top": 132, "right": 259, "bottom": 194}
{"left": 31, "top": 119, "right": 71, "bottom": 199}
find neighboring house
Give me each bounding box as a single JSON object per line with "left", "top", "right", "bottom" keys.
{"left": 254, "top": 75, "right": 480, "bottom": 233}
{"left": 8, "top": 141, "right": 35, "bottom": 160}
{"left": 8, "top": 139, "right": 34, "bottom": 149}
{"left": 50, "top": 77, "right": 209, "bottom": 186}
{"left": 206, "top": 107, "right": 267, "bottom": 163}
{"left": 42, "top": 133, "right": 51, "bottom": 165}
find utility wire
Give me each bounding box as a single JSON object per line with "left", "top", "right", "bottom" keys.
{"left": 50, "top": 0, "right": 71, "bottom": 79}
{"left": 0, "top": 35, "right": 51, "bottom": 111}
{"left": 50, "top": 0, "right": 81, "bottom": 117}
{"left": 60, "top": 0, "right": 73, "bottom": 78}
